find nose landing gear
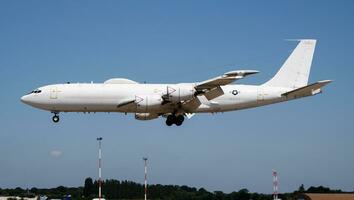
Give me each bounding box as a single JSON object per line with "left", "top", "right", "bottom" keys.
{"left": 165, "top": 114, "right": 184, "bottom": 126}
{"left": 52, "top": 112, "right": 60, "bottom": 123}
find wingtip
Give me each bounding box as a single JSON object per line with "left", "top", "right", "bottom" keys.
{"left": 316, "top": 80, "right": 333, "bottom": 87}
{"left": 224, "top": 70, "right": 259, "bottom": 76}
{"left": 248, "top": 70, "right": 260, "bottom": 74}
{"left": 318, "top": 80, "right": 333, "bottom": 83}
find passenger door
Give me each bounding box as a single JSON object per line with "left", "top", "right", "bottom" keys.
{"left": 50, "top": 87, "right": 58, "bottom": 99}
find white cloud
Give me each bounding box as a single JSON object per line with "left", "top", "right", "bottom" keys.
{"left": 50, "top": 150, "right": 63, "bottom": 157}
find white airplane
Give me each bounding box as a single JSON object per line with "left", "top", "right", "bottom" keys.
{"left": 21, "top": 39, "right": 331, "bottom": 126}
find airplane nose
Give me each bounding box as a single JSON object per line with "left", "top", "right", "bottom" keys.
{"left": 20, "top": 95, "right": 30, "bottom": 104}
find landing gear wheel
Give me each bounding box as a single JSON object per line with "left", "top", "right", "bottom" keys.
{"left": 52, "top": 115, "right": 59, "bottom": 123}
{"left": 175, "top": 115, "right": 184, "bottom": 126}
{"left": 165, "top": 114, "right": 184, "bottom": 126}
{"left": 166, "top": 119, "right": 173, "bottom": 126}
{"left": 166, "top": 115, "right": 175, "bottom": 126}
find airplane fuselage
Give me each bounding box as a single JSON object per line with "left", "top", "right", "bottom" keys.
{"left": 21, "top": 83, "right": 290, "bottom": 114}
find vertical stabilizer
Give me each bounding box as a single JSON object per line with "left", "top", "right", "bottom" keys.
{"left": 263, "top": 39, "right": 316, "bottom": 89}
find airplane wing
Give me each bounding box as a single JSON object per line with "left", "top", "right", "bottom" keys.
{"left": 195, "top": 70, "right": 259, "bottom": 90}
{"left": 182, "top": 96, "right": 202, "bottom": 112}
{"left": 117, "top": 99, "right": 136, "bottom": 108}
{"left": 281, "top": 80, "right": 332, "bottom": 99}
{"left": 194, "top": 70, "right": 259, "bottom": 100}
{"left": 182, "top": 70, "right": 259, "bottom": 111}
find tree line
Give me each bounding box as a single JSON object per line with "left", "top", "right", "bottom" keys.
{"left": 82, "top": 178, "right": 269, "bottom": 200}
{"left": 0, "top": 178, "right": 352, "bottom": 200}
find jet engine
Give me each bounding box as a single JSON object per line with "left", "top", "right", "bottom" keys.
{"left": 135, "top": 95, "right": 163, "bottom": 112}
{"left": 135, "top": 113, "right": 159, "bottom": 120}
{"left": 162, "top": 84, "right": 195, "bottom": 103}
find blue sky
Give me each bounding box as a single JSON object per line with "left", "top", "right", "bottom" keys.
{"left": 0, "top": 0, "right": 354, "bottom": 193}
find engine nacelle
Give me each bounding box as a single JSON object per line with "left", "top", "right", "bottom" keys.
{"left": 136, "top": 95, "right": 163, "bottom": 112}
{"left": 163, "top": 84, "right": 195, "bottom": 103}
{"left": 135, "top": 113, "right": 159, "bottom": 120}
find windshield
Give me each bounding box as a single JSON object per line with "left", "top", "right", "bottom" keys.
{"left": 28, "top": 89, "right": 42, "bottom": 94}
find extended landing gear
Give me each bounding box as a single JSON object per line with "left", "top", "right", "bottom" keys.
{"left": 52, "top": 112, "right": 60, "bottom": 123}
{"left": 166, "top": 114, "right": 184, "bottom": 126}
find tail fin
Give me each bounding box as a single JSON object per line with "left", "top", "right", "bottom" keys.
{"left": 263, "top": 39, "right": 316, "bottom": 89}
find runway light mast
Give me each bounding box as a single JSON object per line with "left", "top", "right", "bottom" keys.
{"left": 273, "top": 170, "right": 279, "bottom": 200}
{"left": 143, "top": 157, "right": 148, "bottom": 200}
{"left": 97, "top": 137, "right": 103, "bottom": 200}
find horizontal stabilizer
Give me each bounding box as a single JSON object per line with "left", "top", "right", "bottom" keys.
{"left": 282, "top": 80, "right": 332, "bottom": 99}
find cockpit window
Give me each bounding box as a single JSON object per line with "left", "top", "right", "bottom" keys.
{"left": 28, "top": 89, "right": 42, "bottom": 94}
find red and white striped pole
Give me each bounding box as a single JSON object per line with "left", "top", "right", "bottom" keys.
{"left": 97, "top": 137, "right": 103, "bottom": 200}
{"left": 143, "top": 157, "right": 148, "bottom": 200}
{"left": 272, "top": 170, "right": 278, "bottom": 200}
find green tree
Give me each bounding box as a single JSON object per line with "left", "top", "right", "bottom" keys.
{"left": 298, "top": 184, "right": 305, "bottom": 193}
{"left": 214, "top": 191, "right": 226, "bottom": 200}
{"left": 83, "top": 177, "right": 94, "bottom": 198}
{"left": 238, "top": 188, "right": 250, "bottom": 200}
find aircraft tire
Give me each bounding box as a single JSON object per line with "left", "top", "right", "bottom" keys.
{"left": 166, "top": 119, "right": 173, "bottom": 126}
{"left": 52, "top": 115, "right": 59, "bottom": 123}
{"left": 175, "top": 115, "right": 184, "bottom": 126}
{"left": 166, "top": 115, "right": 176, "bottom": 126}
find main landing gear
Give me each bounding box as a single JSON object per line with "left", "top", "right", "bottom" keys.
{"left": 52, "top": 112, "right": 60, "bottom": 123}
{"left": 166, "top": 114, "right": 184, "bottom": 126}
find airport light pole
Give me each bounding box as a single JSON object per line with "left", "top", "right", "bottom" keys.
{"left": 272, "top": 170, "right": 278, "bottom": 200}
{"left": 97, "top": 137, "right": 103, "bottom": 200}
{"left": 143, "top": 157, "right": 148, "bottom": 200}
